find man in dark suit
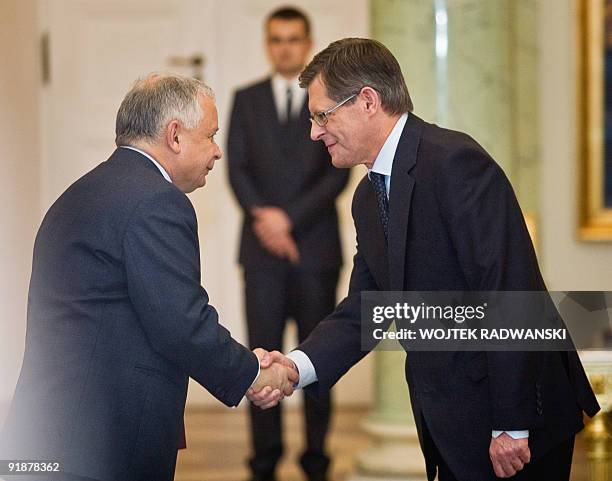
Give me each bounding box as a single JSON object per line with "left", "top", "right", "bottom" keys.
{"left": 249, "top": 39, "right": 600, "bottom": 480}
{"left": 0, "top": 74, "right": 297, "bottom": 481}
{"left": 227, "top": 8, "right": 349, "bottom": 481}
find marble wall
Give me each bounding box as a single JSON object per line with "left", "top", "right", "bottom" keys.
{"left": 371, "top": 0, "right": 540, "bottom": 213}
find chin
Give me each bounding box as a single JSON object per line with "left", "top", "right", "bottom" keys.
{"left": 330, "top": 155, "right": 351, "bottom": 169}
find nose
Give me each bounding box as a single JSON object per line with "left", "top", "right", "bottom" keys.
{"left": 215, "top": 144, "right": 222, "bottom": 160}
{"left": 310, "top": 122, "right": 326, "bottom": 142}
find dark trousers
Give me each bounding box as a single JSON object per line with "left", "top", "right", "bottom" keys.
{"left": 244, "top": 266, "right": 338, "bottom": 481}
{"left": 423, "top": 419, "right": 575, "bottom": 481}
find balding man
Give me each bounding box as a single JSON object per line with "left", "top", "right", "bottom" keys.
{"left": 0, "top": 74, "right": 297, "bottom": 481}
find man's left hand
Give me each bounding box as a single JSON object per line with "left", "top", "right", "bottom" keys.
{"left": 247, "top": 350, "right": 299, "bottom": 409}
{"left": 489, "top": 433, "right": 530, "bottom": 478}
{"left": 257, "top": 231, "right": 300, "bottom": 264}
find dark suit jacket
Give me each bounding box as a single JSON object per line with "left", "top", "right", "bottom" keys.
{"left": 297, "top": 114, "right": 600, "bottom": 481}
{"left": 0, "top": 148, "right": 259, "bottom": 481}
{"left": 227, "top": 77, "right": 349, "bottom": 272}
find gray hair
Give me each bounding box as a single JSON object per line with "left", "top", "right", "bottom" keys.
{"left": 115, "top": 73, "right": 214, "bottom": 146}
{"left": 299, "top": 38, "right": 413, "bottom": 115}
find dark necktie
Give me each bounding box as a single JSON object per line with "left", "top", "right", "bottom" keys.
{"left": 285, "top": 86, "right": 293, "bottom": 123}
{"left": 369, "top": 172, "right": 389, "bottom": 241}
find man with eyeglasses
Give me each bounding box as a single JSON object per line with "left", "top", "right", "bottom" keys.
{"left": 248, "top": 38, "right": 600, "bottom": 481}
{"left": 227, "top": 7, "right": 349, "bottom": 481}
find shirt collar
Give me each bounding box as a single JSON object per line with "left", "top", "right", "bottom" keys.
{"left": 369, "top": 112, "right": 409, "bottom": 178}
{"left": 272, "top": 72, "right": 299, "bottom": 92}
{"left": 271, "top": 73, "right": 306, "bottom": 120}
{"left": 120, "top": 145, "right": 172, "bottom": 183}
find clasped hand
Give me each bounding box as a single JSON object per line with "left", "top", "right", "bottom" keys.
{"left": 251, "top": 207, "right": 300, "bottom": 265}
{"left": 249, "top": 349, "right": 299, "bottom": 409}
{"left": 489, "top": 433, "right": 531, "bottom": 478}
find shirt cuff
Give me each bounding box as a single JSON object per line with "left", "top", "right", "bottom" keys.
{"left": 492, "top": 430, "right": 529, "bottom": 439}
{"left": 249, "top": 358, "right": 261, "bottom": 388}
{"left": 287, "top": 350, "right": 318, "bottom": 389}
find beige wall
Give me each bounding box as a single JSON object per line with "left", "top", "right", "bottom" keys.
{"left": 0, "top": 0, "right": 40, "bottom": 421}
{"left": 539, "top": 0, "right": 612, "bottom": 290}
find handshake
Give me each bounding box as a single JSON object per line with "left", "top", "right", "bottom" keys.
{"left": 248, "top": 349, "right": 299, "bottom": 409}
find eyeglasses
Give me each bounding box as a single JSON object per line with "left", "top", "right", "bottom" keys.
{"left": 310, "top": 93, "right": 357, "bottom": 127}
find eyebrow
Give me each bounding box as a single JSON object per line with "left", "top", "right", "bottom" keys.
{"left": 309, "top": 103, "right": 331, "bottom": 115}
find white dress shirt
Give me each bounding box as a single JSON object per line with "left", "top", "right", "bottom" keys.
{"left": 287, "top": 114, "right": 528, "bottom": 439}
{"left": 367, "top": 112, "right": 408, "bottom": 196}
{"left": 271, "top": 73, "right": 307, "bottom": 122}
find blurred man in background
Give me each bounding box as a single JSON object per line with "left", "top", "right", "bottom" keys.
{"left": 227, "top": 7, "right": 350, "bottom": 481}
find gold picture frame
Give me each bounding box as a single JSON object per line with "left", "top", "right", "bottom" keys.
{"left": 578, "top": 0, "right": 612, "bottom": 240}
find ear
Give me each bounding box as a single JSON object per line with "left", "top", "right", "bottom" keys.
{"left": 165, "top": 120, "right": 181, "bottom": 154}
{"left": 360, "top": 87, "right": 381, "bottom": 116}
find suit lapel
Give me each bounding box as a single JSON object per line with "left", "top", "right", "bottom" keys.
{"left": 259, "top": 78, "right": 284, "bottom": 146}
{"left": 361, "top": 184, "right": 390, "bottom": 290}
{"left": 284, "top": 92, "right": 310, "bottom": 146}
{"left": 387, "top": 115, "right": 423, "bottom": 291}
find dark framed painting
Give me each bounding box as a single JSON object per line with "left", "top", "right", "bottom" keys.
{"left": 578, "top": 0, "right": 612, "bottom": 240}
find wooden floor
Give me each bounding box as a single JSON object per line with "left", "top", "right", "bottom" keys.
{"left": 175, "top": 406, "right": 590, "bottom": 481}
